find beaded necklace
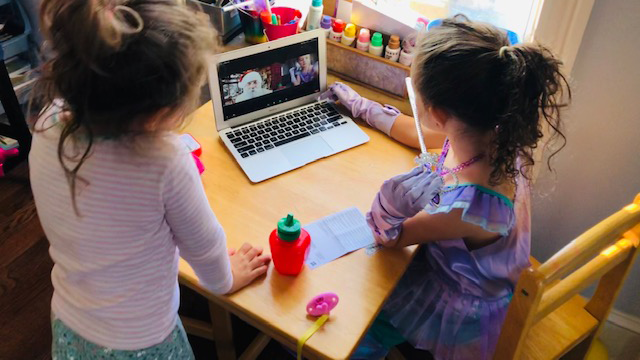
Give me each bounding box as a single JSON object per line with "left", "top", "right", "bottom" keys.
{"left": 416, "top": 138, "right": 484, "bottom": 206}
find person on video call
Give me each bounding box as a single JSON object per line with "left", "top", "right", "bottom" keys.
{"left": 289, "top": 54, "right": 319, "bottom": 86}
{"left": 235, "top": 71, "right": 272, "bottom": 102}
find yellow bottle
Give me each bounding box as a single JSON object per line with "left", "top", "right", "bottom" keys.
{"left": 341, "top": 23, "right": 356, "bottom": 47}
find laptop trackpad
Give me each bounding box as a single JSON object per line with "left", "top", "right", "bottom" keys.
{"left": 281, "top": 136, "right": 333, "bottom": 167}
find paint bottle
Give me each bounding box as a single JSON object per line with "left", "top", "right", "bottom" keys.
{"left": 368, "top": 32, "right": 383, "bottom": 56}
{"left": 384, "top": 34, "right": 401, "bottom": 61}
{"left": 306, "top": 0, "right": 324, "bottom": 31}
{"left": 320, "top": 15, "right": 332, "bottom": 37}
{"left": 329, "top": 19, "right": 345, "bottom": 42}
{"left": 399, "top": 28, "right": 419, "bottom": 66}
{"left": 399, "top": 48, "right": 414, "bottom": 66}
{"left": 269, "top": 214, "right": 311, "bottom": 276}
{"left": 356, "top": 28, "right": 370, "bottom": 52}
{"left": 340, "top": 23, "right": 356, "bottom": 46}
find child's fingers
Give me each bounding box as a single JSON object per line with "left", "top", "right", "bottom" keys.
{"left": 399, "top": 172, "right": 427, "bottom": 196}
{"left": 249, "top": 254, "right": 272, "bottom": 268}
{"left": 393, "top": 167, "right": 422, "bottom": 183}
{"left": 245, "top": 246, "right": 263, "bottom": 259}
{"left": 228, "top": 248, "right": 236, "bottom": 256}
{"left": 238, "top": 243, "right": 252, "bottom": 254}
{"left": 413, "top": 173, "right": 439, "bottom": 197}
{"left": 250, "top": 264, "right": 269, "bottom": 278}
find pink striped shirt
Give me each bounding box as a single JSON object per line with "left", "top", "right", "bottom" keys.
{"left": 29, "top": 110, "right": 233, "bottom": 350}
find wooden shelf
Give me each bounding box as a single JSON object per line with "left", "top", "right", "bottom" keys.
{"left": 326, "top": 39, "right": 410, "bottom": 98}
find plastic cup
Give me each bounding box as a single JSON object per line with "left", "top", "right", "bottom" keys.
{"left": 239, "top": 9, "right": 268, "bottom": 44}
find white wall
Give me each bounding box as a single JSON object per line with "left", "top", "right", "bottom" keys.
{"left": 532, "top": 0, "right": 640, "bottom": 317}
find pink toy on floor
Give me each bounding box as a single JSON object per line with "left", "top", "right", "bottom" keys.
{"left": 0, "top": 148, "right": 19, "bottom": 177}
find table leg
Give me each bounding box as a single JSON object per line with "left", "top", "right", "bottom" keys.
{"left": 209, "top": 301, "right": 237, "bottom": 360}
{"left": 239, "top": 333, "right": 271, "bottom": 360}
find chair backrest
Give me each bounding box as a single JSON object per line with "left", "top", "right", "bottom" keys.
{"left": 494, "top": 193, "right": 640, "bottom": 359}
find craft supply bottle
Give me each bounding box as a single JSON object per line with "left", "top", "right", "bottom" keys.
{"left": 340, "top": 23, "right": 356, "bottom": 46}
{"left": 269, "top": 214, "right": 311, "bottom": 276}
{"left": 329, "top": 19, "right": 345, "bottom": 42}
{"left": 356, "top": 28, "right": 370, "bottom": 52}
{"left": 320, "top": 15, "right": 332, "bottom": 37}
{"left": 399, "top": 48, "right": 413, "bottom": 66}
{"left": 306, "top": 0, "right": 323, "bottom": 31}
{"left": 384, "top": 35, "right": 400, "bottom": 61}
{"left": 368, "top": 32, "right": 383, "bottom": 56}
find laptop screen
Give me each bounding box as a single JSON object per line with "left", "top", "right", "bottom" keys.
{"left": 217, "top": 38, "right": 321, "bottom": 121}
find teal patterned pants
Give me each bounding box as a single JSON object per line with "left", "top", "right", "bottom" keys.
{"left": 51, "top": 318, "right": 195, "bottom": 360}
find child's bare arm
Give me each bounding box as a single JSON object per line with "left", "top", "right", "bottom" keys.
{"left": 389, "top": 114, "right": 447, "bottom": 150}
{"left": 392, "top": 210, "right": 501, "bottom": 248}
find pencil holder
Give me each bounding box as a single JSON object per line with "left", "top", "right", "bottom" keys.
{"left": 186, "top": 0, "right": 242, "bottom": 44}
{"left": 239, "top": 9, "right": 268, "bottom": 44}
{"left": 262, "top": 7, "right": 299, "bottom": 41}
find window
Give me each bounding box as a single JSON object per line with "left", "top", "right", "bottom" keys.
{"left": 351, "top": 0, "right": 595, "bottom": 73}
{"left": 362, "top": 0, "right": 540, "bottom": 41}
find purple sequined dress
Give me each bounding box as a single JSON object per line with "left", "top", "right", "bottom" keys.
{"left": 383, "top": 181, "right": 531, "bottom": 360}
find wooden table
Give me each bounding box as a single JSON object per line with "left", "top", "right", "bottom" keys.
{"left": 179, "top": 75, "right": 419, "bottom": 360}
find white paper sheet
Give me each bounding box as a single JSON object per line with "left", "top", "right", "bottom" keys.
{"left": 305, "top": 207, "right": 375, "bottom": 269}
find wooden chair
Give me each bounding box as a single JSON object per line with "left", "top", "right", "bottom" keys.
{"left": 494, "top": 193, "right": 640, "bottom": 359}
{"left": 388, "top": 194, "right": 640, "bottom": 360}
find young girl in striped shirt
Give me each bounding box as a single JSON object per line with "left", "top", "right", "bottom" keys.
{"left": 29, "top": 1, "right": 270, "bottom": 358}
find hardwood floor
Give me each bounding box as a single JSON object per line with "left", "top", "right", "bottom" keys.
{"left": 0, "top": 163, "right": 53, "bottom": 360}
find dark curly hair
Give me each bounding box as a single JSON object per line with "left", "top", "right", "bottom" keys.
{"left": 412, "top": 15, "right": 571, "bottom": 185}
{"left": 32, "top": 0, "right": 217, "bottom": 214}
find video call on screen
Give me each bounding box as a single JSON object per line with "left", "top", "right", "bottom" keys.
{"left": 218, "top": 38, "right": 321, "bottom": 121}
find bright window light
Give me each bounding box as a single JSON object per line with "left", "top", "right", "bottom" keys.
{"left": 363, "top": 0, "right": 541, "bottom": 42}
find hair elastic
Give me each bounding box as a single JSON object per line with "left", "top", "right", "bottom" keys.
{"left": 499, "top": 46, "right": 510, "bottom": 58}
{"left": 113, "top": 5, "right": 144, "bottom": 34}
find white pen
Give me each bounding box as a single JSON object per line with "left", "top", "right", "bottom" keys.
{"left": 222, "top": 0, "right": 253, "bottom": 12}
{"left": 405, "top": 77, "right": 428, "bottom": 156}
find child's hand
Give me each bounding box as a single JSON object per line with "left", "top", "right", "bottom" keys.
{"left": 366, "top": 167, "right": 443, "bottom": 244}
{"left": 318, "top": 82, "right": 400, "bottom": 136}
{"left": 227, "top": 243, "right": 271, "bottom": 294}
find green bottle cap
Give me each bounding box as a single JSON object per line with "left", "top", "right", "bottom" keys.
{"left": 371, "top": 32, "right": 383, "bottom": 47}
{"left": 312, "top": 0, "right": 323, "bottom": 7}
{"left": 277, "top": 213, "right": 301, "bottom": 242}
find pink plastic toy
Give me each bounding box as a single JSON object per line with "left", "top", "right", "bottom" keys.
{"left": 306, "top": 292, "right": 339, "bottom": 317}
{"left": 179, "top": 134, "right": 204, "bottom": 175}
{"left": 192, "top": 153, "right": 205, "bottom": 175}
{"left": 0, "top": 148, "right": 19, "bottom": 177}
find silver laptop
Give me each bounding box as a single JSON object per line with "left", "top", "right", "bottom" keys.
{"left": 209, "top": 30, "right": 369, "bottom": 183}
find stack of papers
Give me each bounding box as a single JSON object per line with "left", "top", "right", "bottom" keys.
{"left": 305, "top": 207, "right": 375, "bottom": 269}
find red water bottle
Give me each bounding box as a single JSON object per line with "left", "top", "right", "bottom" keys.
{"left": 269, "top": 213, "right": 311, "bottom": 275}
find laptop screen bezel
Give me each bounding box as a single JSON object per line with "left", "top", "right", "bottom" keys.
{"left": 209, "top": 30, "right": 327, "bottom": 131}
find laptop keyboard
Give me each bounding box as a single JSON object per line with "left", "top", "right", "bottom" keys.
{"left": 225, "top": 102, "right": 348, "bottom": 158}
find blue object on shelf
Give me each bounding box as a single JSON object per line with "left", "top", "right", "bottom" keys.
{"left": 0, "top": 0, "right": 32, "bottom": 61}
{"left": 426, "top": 18, "right": 442, "bottom": 31}
{"left": 506, "top": 30, "right": 519, "bottom": 45}
{"left": 426, "top": 17, "right": 519, "bottom": 45}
